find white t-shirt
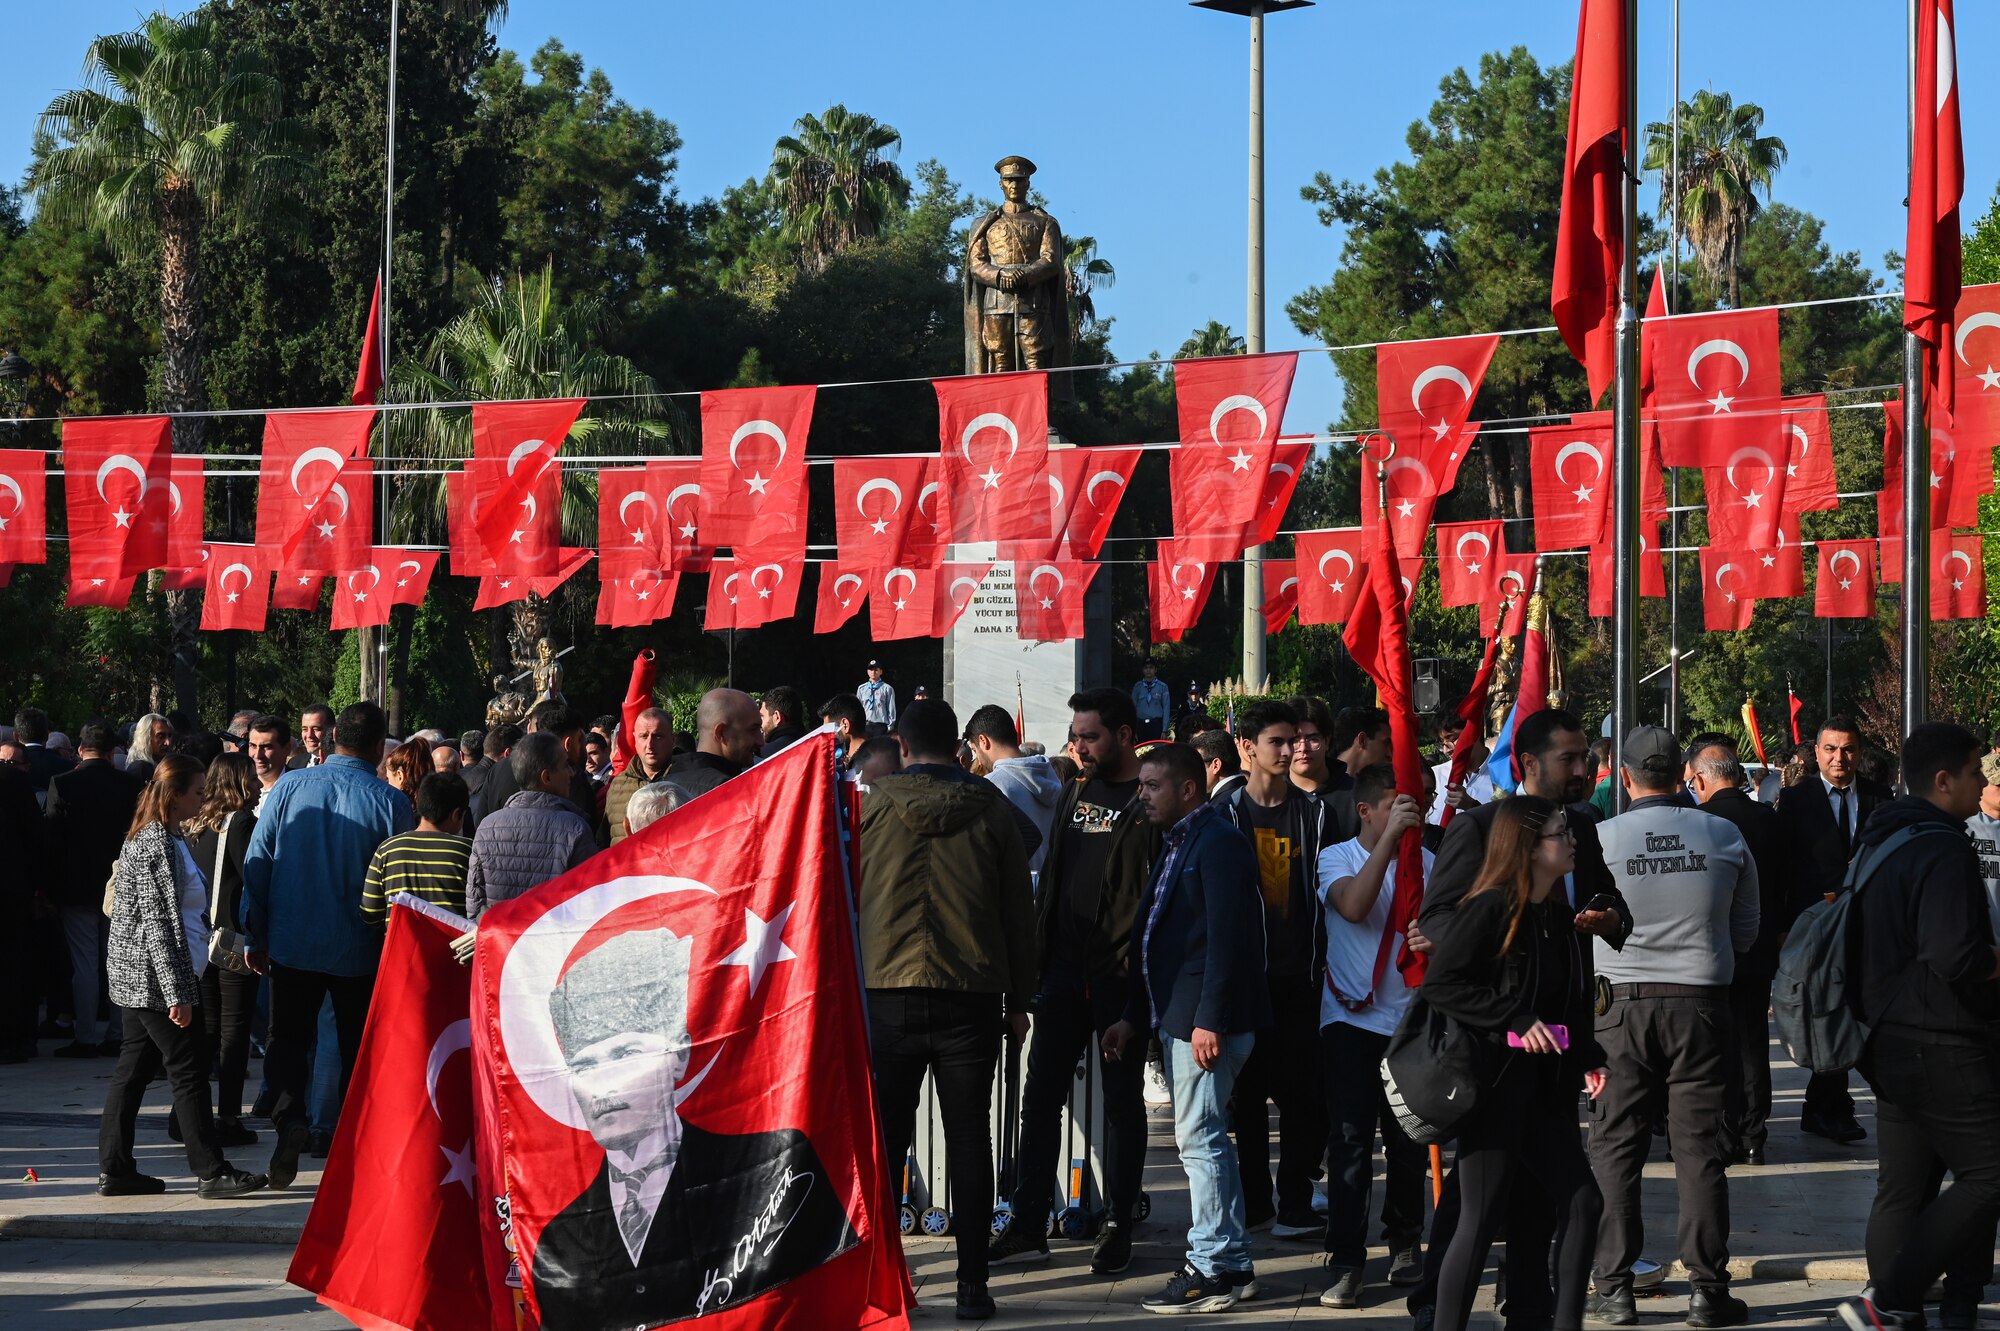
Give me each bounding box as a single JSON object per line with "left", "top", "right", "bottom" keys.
{"left": 175, "top": 836, "right": 211, "bottom": 980}
{"left": 1315, "top": 836, "right": 1435, "bottom": 1036}
{"left": 1427, "top": 759, "right": 1493, "bottom": 825}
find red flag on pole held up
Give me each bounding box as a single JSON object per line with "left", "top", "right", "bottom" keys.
{"left": 1359, "top": 445, "right": 1441, "bottom": 561}
{"left": 1259, "top": 558, "right": 1299, "bottom": 636}
{"left": 1588, "top": 525, "right": 1666, "bottom": 617}
{"left": 596, "top": 569, "right": 678, "bottom": 631}
{"left": 350, "top": 272, "right": 385, "bottom": 407}
{"left": 1015, "top": 560, "right": 1099, "bottom": 642}
{"left": 1169, "top": 352, "right": 1297, "bottom": 557}
{"left": 1551, "top": 0, "right": 1628, "bottom": 403}
{"left": 1293, "top": 528, "right": 1368, "bottom": 625}
{"left": 833, "top": 456, "right": 935, "bottom": 570}
{"left": 63, "top": 416, "right": 173, "bottom": 577}
{"left": 1645, "top": 307, "right": 1783, "bottom": 468}
{"left": 1782, "top": 395, "right": 1839, "bottom": 511}
{"left": 1340, "top": 501, "right": 1428, "bottom": 989}
{"left": 936, "top": 371, "right": 1049, "bottom": 544}
{"left": 1815, "top": 538, "right": 1877, "bottom": 618}
{"left": 1376, "top": 333, "right": 1499, "bottom": 492}
{"left": 866, "top": 564, "right": 938, "bottom": 641}
{"left": 1529, "top": 419, "right": 1613, "bottom": 549}
{"left": 255, "top": 409, "right": 375, "bottom": 565}
{"left": 1933, "top": 531, "right": 1985, "bottom": 620}
{"left": 198, "top": 545, "right": 270, "bottom": 632}
{"left": 1148, "top": 542, "right": 1220, "bottom": 644}
{"left": 699, "top": 385, "right": 814, "bottom": 551}
{"left": 1788, "top": 684, "right": 1804, "bottom": 746}
{"left": 1441, "top": 610, "right": 1508, "bottom": 830}
{"left": 813, "top": 563, "right": 869, "bottom": 635}
{"left": 1435, "top": 520, "right": 1504, "bottom": 608}
{"left": 612, "top": 650, "right": 659, "bottom": 777}
{"left": 470, "top": 732, "right": 912, "bottom": 1331}
{"left": 273, "top": 572, "right": 325, "bottom": 611}
{"left": 1741, "top": 698, "right": 1769, "bottom": 767}
{"left": 469, "top": 398, "right": 584, "bottom": 558}
{"left": 1700, "top": 545, "right": 1756, "bottom": 631}
{"left": 289, "top": 898, "right": 492, "bottom": 1331}
{"left": 0, "top": 448, "right": 46, "bottom": 565}
{"left": 1909, "top": 0, "right": 1963, "bottom": 419}
{"left": 932, "top": 562, "right": 991, "bottom": 637}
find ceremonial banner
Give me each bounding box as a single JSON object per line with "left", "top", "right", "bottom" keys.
{"left": 351, "top": 274, "right": 385, "bottom": 407}
{"left": 1259, "top": 559, "right": 1299, "bottom": 636}
{"left": 63, "top": 416, "right": 173, "bottom": 577}
{"left": 198, "top": 545, "right": 271, "bottom": 632}
{"left": 1170, "top": 352, "right": 1296, "bottom": 558}
{"left": 1933, "top": 531, "right": 1985, "bottom": 620}
{"left": 1435, "top": 520, "right": 1505, "bottom": 609}
{"left": 290, "top": 898, "right": 491, "bottom": 1331}
{"left": 699, "top": 385, "right": 814, "bottom": 550}
{"left": 1646, "top": 307, "right": 1782, "bottom": 468}
{"left": 1148, "top": 541, "right": 1219, "bottom": 643}
{"left": 1700, "top": 545, "right": 1755, "bottom": 631}
{"left": 1293, "top": 528, "right": 1368, "bottom": 626}
{"left": 1815, "top": 539, "right": 1877, "bottom": 618}
{"left": 936, "top": 372, "right": 1049, "bottom": 544}
{"left": 597, "top": 570, "right": 679, "bottom": 629}
{"left": 1014, "top": 560, "right": 1097, "bottom": 643}
{"left": 254, "top": 409, "right": 374, "bottom": 564}
{"left": 1376, "top": 333, "right": 1499, "bottom": 492}
{"left": 472, "top": 732, "right": 909, "bottom": 1331}
{"left": 1552, "top": 0, "right": 1628, "bottom": 401}
{"left": 833, "top": 457, "right": 935, "bottom": 570}
{"left": 470, "top": 399, "right": 585, "bottom": 558}
{"left": 813, "top": 563, "right": 868, "bottom": 635}
{"left": 1783, "top": 395, "right": 1839, "bottom": 511}
{"left": 0, "top": 449, "right": 46, "bottom": 565}
{"left": 1529, "top": 419, "right": 1612, "bottom": 549}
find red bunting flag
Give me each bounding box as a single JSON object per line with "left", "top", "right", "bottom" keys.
{"left": 276, "top": 454, "right": 372, "bottom": 579}
{"left": 649, "top": 457, "right": 716, "bottom": 573}
{"left": 1783, "top": 395, "right": 1839, "bottom": 511}
{"left": 1883, "top": 401, "right": 1991, "bottom": 528}
{"left": 289, "top": 899, "right": 493, "bottom": 1331}
{"left": 1945, "top": 283, "right": 2000, "bottom": 440}
{"left": 273, "top": 572, "right": 325, "bottom": 611}
{"left": 1359, "top": 443, "right": 1443, "bottom": 561}
{"left": 1293, "top": 528, "right": 1368, "bottom": 625}
{"left": 1932, "top": 531, "right": 1984, "bottom": 620}
{"left": 701, "top": 556, "right": 800, "bottom": 632}
{"left": 1055, "top": 446, "right": 1141, "bottom": 559}
{"left": 198, "top": 545, "right": 270, "bottom": 632}
{"left": 832, "top": 456, "right": 935, "bottom": 571}
{"left": 255, "top": 410, "right": 375, "bottom": 564}
{"left": 1646, "top": 307, "right": 1783, "bottom": 468}
{"left": 63, "top": 417, "right": 173, "bottom": 577}
{"left": 1739, "top": 516, "right": 1806, "bottom": 599}
{"left": 459, "top": 456, "right": 557, "bottom": 577}
{"left": 866, "top": 564, "right": 938, "bottom": 642}
{"left": 597, "top": 465, "right": 676, "bottom": 577}
{"left": 66, "top": 567, "right": 139, "bottom": 608}
{"left": 329, "top": 558, "right": 396, "bottom": 630}
{"left": 1435, "top": 520, "right": 1505, "bottom": 608}
{"left": 1588, "top": 525, "right": 1666, "bottom": 617}
{"left": 1815, "top": 538, "right": 1877, "bottom": 618}
{"left": 700, "top": 385, "right": 814, "bottom": 551}
{"left": 1703, "top": 437, "right": 1788, "bottom": 551}
{"left": 350, "top": 273, "right": 385, "bottom": 408}
{"left": 1259, "top": 559, "right": 1299, "bottom": 636}
{"left": 469, "top": 399, "right": 584, "bottom": 559}
{"left": 596, "top": 569, "right": 679, "bottom": 629}
{"left": 935, "top": 372, "right": 1049, "bottom": 544}
{"left": 1170, "top": 352, "right": 1296, "bottom": 559}
{"left": 1376, "top": 333, "right": 1499, "bottom": 492}
{"left": 387, "top": 549, "right": 440, "bottom": 607}
{"left": 1551, "top": 0, "right": 1628, "bottom": 402}
{"left": 1908, "top": 0, "right": 1963, "bottom": 418}
{"left": 1015, "top": 560, "right": 1098, "bottom": 642}
{"left": 0, "top": 449, "right": 46, "bottom": 565}
{"left": 158, "top": 454, "right": 208, "bottom": 588}
{"left": 1480, "top": 553, "right": 1539, "bottom": 639}
{"left": 1148, "top": 541, "right": 1220, "bottom": 643}
{"left": 1529, "top": 420, "right": 1613, "bottom": 549}
{"left": 932, "top": 562, "right": 991, "bottom": 637}
{"left": 473, "top": 548, "right": 594, "bottom": 612}
{"left": 814, "top": 563, "right": 869, "bottom": 634}
{"left": 1700, "top": 545, "right": 1755, "bottom": 631}
{"left": 1243, "top": 440, "right": 1311, "bottom": 549}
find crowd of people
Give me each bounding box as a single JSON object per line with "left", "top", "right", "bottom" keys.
{"left": 3, "top": 672, "right": 1998, "bottom": 1328}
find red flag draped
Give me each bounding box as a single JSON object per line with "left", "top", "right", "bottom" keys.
{"left": 273, "top": 572, "right": 325, "bottom": 611}
{"left": 814, "top": 563, "right": 869, "bottom": 635}
{"left": 1783, "top": 395, "right": 1839, "bottom": 511}
{"left": 1259, "top": 559, "right": 1299, "bottom": 636}
{"left": 473, "top": 547, "right": 594, "bottom": 611}
{"left": 1293, "top": 528, "right": 1368, "bottom": 625}
{"left": 1480, "top": 553, "right": 1539, "bottom": 639}
{"left": 1551, "top": 0, "right": 1628, "bottom": 402}
{"left": 66, "top": 567, "right": 139, "bottom": 608}
{"left": 1700, "top": 546, "right": 1755, "bottom": 631}
{"left": 0, "top": 449, "right": 47, "bottom": 565}
{"left": 833, "top": 457, "right": 935, "bottom": 570}
{"left": 1435, "top": 520, "right": 1504, "bottom": 608}
{"left": 469, "top": 399, "right": 584, "bottom": 560}
{"left": 935, "top": 372, "right": 1049, "bottom": 544}
{"left": 597, "top": 465, "right": 678, "bottom": 577}
{"left": 1933, "top": 531, "right": 1985, "bottom": 620}
{"left": 866, "top": 564, "right": 938, "bottom": 641}
{"left": 1908, "top": 0, "right": 1963, "bottom": 418}
{"left": 350, "top": 273, "right": 385, "bottom": 407}
{"left": 63, "top": 417, "right": 173, "bottom": 577}
{"left": 255, "top": 410, "right": 375, "bottom": 565}
{"left": 1945, "top": 283, "right": 2000, "bottom": 440}
{"left": 1815, "top": 538, "right": 1877, "bottom": 618}
{"left": 1148, "top": 542, "right": 1220, "bottom": 643}
{"left": 1788, "top": 686, "right": 1805, "bottom": 746}
{"left": 596, "top": 569, "right": 679, "bottom": 630}
{"left": 1169, "top": 353, "right": 1296, "bottom": 559}
{"left": 1588, "top": 525, "right": 1665, "bottom": 617}
{"left": 1740, "top": 516, "right": 1806, "bottom": 599}
{"left": 1054, "top": 446, "right": 1141, "bottom": 560}
{"left": 1441, "top": 621, "right": 1506, "bottom": 830}
{"left": 330, "top": 558, "right": 396, "bottom": 630}
{"left": 388, "top": 550, "right": 441, "bottom": 607}
{"left": 1376, "top": 334, "right": 1499, "bottom": 492}
{"left": 198, "top": 545, "right": 271, "bottom": 632}
{"left": 1646, "top": 308, "right": 1783, "bottom": 468}
{"left": 699, "top": 386, "right": 814, "bottom": 551}
{"left": 1529, "top": 420, "right": 1613, "bottom": 549}
{"left": 1243, "top": 440, "right": 1311, "bottom": 548}
{"left": 932, "top": 562, "right": 991, "bottom": 637}
{"left": 1015, "top": 560, "right": 1098, "bottom": 642}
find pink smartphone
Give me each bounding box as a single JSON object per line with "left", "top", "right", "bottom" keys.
{"left": 1508, "top": 1025, "right": 1569, "bottom": 1050}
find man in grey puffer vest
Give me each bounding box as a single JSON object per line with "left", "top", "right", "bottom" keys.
{"left": 466, "top": 733, "right": 597, "bottom": 919}
{"left": 1587, "top": 726, "right": 1759, "bottom": 1330}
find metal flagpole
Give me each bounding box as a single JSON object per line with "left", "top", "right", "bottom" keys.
{"left": 374, "top": 0, "right": 400, "bottom": 710}
{"left": 1241, "top": 1, "right": 1267, "bottom": 691}
{"left": 1666, "top": 0, "right": 1681, "bottom": 732}
{"left": 1610, "top": 0, "right": 1642, "bottom": 809}
{"left": 1901, "top": 0, "right": 1929, "bottom": 735}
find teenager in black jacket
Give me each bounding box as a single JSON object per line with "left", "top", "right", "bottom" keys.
{"left": 1421, "top": 796, "right": 1607, "bottom": 1331}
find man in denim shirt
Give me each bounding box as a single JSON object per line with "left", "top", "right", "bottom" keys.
{"left": 243, "top": 701, "right": 413, "bottom": 1189}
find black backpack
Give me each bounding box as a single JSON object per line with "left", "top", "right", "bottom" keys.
{"left": 1379, "top": 992, "right": 1483, "bottom": 1146}
{"left": 1771, "top": 824, "right": 1949, "bottom": 1074}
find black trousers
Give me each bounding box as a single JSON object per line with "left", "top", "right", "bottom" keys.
{"left": 1725, "top": 971, "right": 1774, "bottom": 1152}
{"left": 1861, "top": 1034, "right": 2000, "bottom": 1312}
{"left": 1805, "top": 1068, "right": 1857, "bottom": 1119}
{"left": 265, "top": 963, "right": 373, "bottom": 1134}
{"left": 198, "top": 964, "right": 258, "bottom": 1121}
{"left": 1435, "top": 1059, "right": 1602, "bottom": 1331}
{"left": 100, "top": 1003, "right": 224, "bottom": 1180}
{"left": 1010, "top": 969, "right": 1145, "bottom": 1229}
{"left": 1321, "top": 1020, "right": 1426, "bottom": 1266}
{"left": 1589, "top": 990, "right": 1735, "bottom": 1292}
{"left": 1231, "top": 974, "right": 1327, "bottom": 1221}
{"left": 0, "top": 900, "right": 39, "bottom": 1051}
{"left": 1411, "top": 1160, "right": 1558, "bottom": 1322}
{"left": 869, "top": 988, "right": 1003, "bottom": 1283}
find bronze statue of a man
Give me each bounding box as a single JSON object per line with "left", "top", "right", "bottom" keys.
{"left": 963, "top": 156, "right": 1070, "bottom": 374}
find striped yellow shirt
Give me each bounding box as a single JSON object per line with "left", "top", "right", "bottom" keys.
{"left": 362, "top": 830, "right": 472, "bottom": 923}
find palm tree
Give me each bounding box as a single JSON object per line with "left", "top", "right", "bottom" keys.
{"left": 770, "top": 105, "right": 910, "bottom": 272}
{"left": 30, "top": 11, "right": 312, "bottom": 713}
{"left": 387, "top": 266, "right": 677, "bottom": 721}
{"left": 1064, "top": 235, "right": 1116, "bottom": 343}
{"left": 1643, "top": 90, "right": 1787, "bottom": 307}
{"left": 1177, "top": 321, "right": 1246, "bottom": 359}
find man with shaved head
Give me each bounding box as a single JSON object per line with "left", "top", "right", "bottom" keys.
{"left": 660, "top": 690, "right": 762, "bottom": 807}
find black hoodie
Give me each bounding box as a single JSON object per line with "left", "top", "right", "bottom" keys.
{"left": 1856, "top": 795, "right": 2000, "bottom": 1041}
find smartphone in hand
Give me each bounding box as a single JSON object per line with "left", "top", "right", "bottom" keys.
{"left": 1507, "top": 1024, "right": 1570, "bottom": 1050}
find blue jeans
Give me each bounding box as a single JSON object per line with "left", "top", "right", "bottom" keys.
{"left": 1161, "top": 1030, "right": 1256, "bottom": 1277}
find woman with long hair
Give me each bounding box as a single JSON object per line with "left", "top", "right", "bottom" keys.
{"left": 183, "top": 752, "right": 261, "bottom": 1145}
{"left": 99, "top": 754, "right": 265, "bottom": 1199}
{"left": 381, "top": 735, "right": 432, "bottom": 800}
{"left": 1422, "top": 796, "right": 1607, "bottom": 1331}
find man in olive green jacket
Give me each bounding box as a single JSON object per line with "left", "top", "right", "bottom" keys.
{"left": 605, "top": 707, "right": 674, "bottom": 845}
{"left": 858, "top": 698, "right": 1034, "bottom": 1320}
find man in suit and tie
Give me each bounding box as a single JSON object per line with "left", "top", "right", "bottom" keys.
{"left": 1774, "top": 716, "right": 1887, "bottom": 1144}
{"left": 528, "top": 927, "right": 854, "bottom": 1330}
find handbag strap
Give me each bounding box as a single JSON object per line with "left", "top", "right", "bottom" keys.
{"left": 202, "top": 812, "right": 233, "bottom": 929}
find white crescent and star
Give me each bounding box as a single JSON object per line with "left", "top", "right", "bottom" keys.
{"left": 1085, "top": 470, "right": 1126, "bottom": 507}
{"left": 219, "top": 562, "right": 254, "bottom": 600}
{"left": 667, "top": 482, "right": 702, "bottom": 540}
{"left": 749, "top": 564, "right": 786, "bottom": 599}
{"left": 1455, "top": 529, "right": 1492, "bottom": 572}
{"left": 348, "top": 565, "right": 381, "bottom": 601}
{"left": 1410, "top": 364, "right": 1474, "bottom": 438}
{"left": 506, "top": 438, "right": 550, "bottom": 476}
{"left": 1208, "top": 394, "right": 1270, "bottom": 447}
{"left": 288, "top": 446, "right": 348, "bottom": 502}
{"left": 1317, "top": 546, "right": 1356, "bottom": 588}
{"left": 959, "top": 413, "right": 1021, "bottom": 487}
{"left": 1029, "top": 563, "right": 1065, "bottom": 608}
{"left": 1830, "top": 548, "right": 1862, "bottom": 578}
{"left": 95, "top": 454, "right": 150, "bottom": 505}
{"left": 1687, "top": 339, "right": 1751, "bottom": 412}
{"left": 424, "top": 1017, "right": 477, "bottom": 1199}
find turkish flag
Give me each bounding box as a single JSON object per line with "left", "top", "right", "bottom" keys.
{"left": 63, "top": 417, "right": 173, "bottom": 576}
{"left": 158, "top": 454, "right": 208, "bottom": 587}
{"left": 1884, "top": 401, "right": 1991, "bottom": 528}
{"left": 198, "top": 545, "right": 270, "bottom": 632}
{"left": 350, "top": 273, "right": 385, "bottom": 408}
{"left": 936, "top": 372, "right": 1049, "bottom": 544}
{"left": 1243, "top": 440, "right": 1311, "bottom": 548}
{"left": 1703, "top": 439, "right": 1789, "bottom": 550}
{"left": 1739, "top": 514, "right": 1806, "bottom": 599}
{"left": 1783, "top": 395, "right": 1839, "bottom": 511}
{"left": 1340, "top": 514, "right": 1428, "bottom": 986}
{"left": 273, "top": 572, "right": 325, "bottom": 611}
{"left": 731, "top": 547, "right": 806, "bottom": 629}
{"left": 1700, "top": 545, "right": 1756, "bottom": 631}
{"left": 1647, "top": 307, "right": 1783, "bottom": 468}
{"left": 866, "top": 565, "right": 938, "bottom": 642}
{"left": 286, "top": 455, "right": 374, "bottom": 578}
{"left": 1909, "top": 0, "right": 1963, "bottom": 418}
{"left": 833, "top": 456, "right": 935, "bottom": 570}
{"left": 1015, "top": 560, "right": 1098, "bottom": 642}
{"left": 469, "top": 399, "right": 584, "bottom": 558}
{"left": 1479, "top": 553, "right": 1539, "bottom": 639}
{"left": 1056, "top": 446, "right": 1141, "bottom": 559}
{"left": 1588, "top": 525, "right": 1666, "bottom": 617}
{"left": 1529, "top": 420, "right": 1612, "bottom": 549}
{"left": 598, "top": 465, "right": 675, "bottom": 577}
{"left": 255, "top": 409, "right": 374, "bottom": 565}
{"left": 1170, "top": 353, "right": 1296, "bottom": 558}
{"left": 932, "top": 562, "right": 991, "bottom": 637}
{"left": 700, "top": 385, "right": 814, "bottom": 550}
{"left": 652, "top": 457, "right": 716, "bottom": 573}
{"left": 473, "top": 548, "right": 594, "bottom": 612}
{"left": 1933, "top": 531, "right": 1984, "bottom": 619}
{"left": 66, "top": 567, "right": 138, "bottom": 608}
{"left": 162, "top": 543, "right": 210, "bottom": 593}
{"left": 1945, "top": 283, "right": 2000, "bottom": 441}
{"left": 329, "top": 558, "right": 396, "bottom": 630}
{"left": 814, "top": 563, "right": 869, "bottom": 634}
{"left": 1377, "top": 334, "right": 1498, "bottom": 491}
{"left": 0, "top": 449, "right": 46, "bottom": 565}
{"left": 1294, "top": 528, "right": 1368, "bottom": 625}
{"left": 460, "top": 457, "right": 558, "bottom": 577}
{"left": 1816, "top": 538, "right": 1877, "bottom": 618}
{"left": 1435, "top": 520, "right": 1505, "bottom": 608}
{"left": 1149, "top": 541, "right": 1220, "bottom": 644}
{"left": 596, "top": 569, "right": 679, "bottom": 629}
{"left": 1360, "top": 445, "right": 1442, "bottom": 560}
{"left": 1260, "top": 559, "right": 1299, "bottom": 636}
{"left": 997, "top": 466, "right": 1082, "bottom": 564}
{"left": 1552, "top": 0, "right": 1628, "bottom": 402}
{"left": 472, "top": 734, "right": 909, "bottom": 1331}
{"left": 291, "top": 898, "right": 494, "bottom": 1331}
{"left": 385, "top": 549, "right": 441, "bottom": 607}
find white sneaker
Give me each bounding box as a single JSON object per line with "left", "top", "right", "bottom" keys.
{"left": 1143, "top": 1061, "right": 1171, "bottom": 1107}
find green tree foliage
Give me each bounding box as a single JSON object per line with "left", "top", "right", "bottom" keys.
{"left": 771, "top": 105, "right": 910, "bottom": 273}
{"left": 1644, "top": 90, "right": 1787, "bottom": 307}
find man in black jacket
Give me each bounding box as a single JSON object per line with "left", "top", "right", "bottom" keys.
{"left": 44, "top": 722, "right": 143, "bottom": 1057}
{"left": 660, "top": 690, "right": 763, "bottom": 807}
{"left": 1689, "top": 741, "right": 1792, "bottom": 1166}
{"left": 1774, "top": 716, "right": 1888, "bottom": 1144}
{"left": 757, "top": 685, "right": 809, "bottom": 759}
{"left": 482, "top": 701, "right": 609, "bottom": 846}
{"left": 1837, "top": 723, "right": 2000, "bottom": 1331}
{"left": 0, "top": 756, "right": 44, "bottom": 1061}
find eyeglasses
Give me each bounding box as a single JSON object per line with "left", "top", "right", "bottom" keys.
{"left": 1540, "top": 825, "right": 1575, "bottom": 842}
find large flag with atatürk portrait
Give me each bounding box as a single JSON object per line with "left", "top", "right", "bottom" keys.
{"left": 472, "top": 730, "right": 911, "bottom": 1331}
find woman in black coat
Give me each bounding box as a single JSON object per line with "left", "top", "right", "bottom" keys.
{"left": 1422, "top": 796, "right": 1607, "bottom": 1331}
{"left": 184, "top": 752, "right": 261, "bottom": 1144}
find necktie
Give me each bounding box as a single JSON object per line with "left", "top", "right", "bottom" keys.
{"left": 612, "top": 1164, "right": 652, "bottom": 1255}
{"left": 1835, "top": 789, "right": 1850, "bottom": 849}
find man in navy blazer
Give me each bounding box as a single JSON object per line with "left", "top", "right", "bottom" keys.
{"left": 1106, "top": 742, "right": 1271, "bottom": 1315}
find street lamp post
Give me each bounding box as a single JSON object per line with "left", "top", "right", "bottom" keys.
{"left": 1192, "top": 0, "right": 1313, "bottom": 691}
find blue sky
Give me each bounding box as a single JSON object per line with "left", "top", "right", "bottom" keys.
{"left": 5, "top": 1, "right": 1994, "bottom": 437}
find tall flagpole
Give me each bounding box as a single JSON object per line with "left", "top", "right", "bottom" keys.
{"left": 1900, "top": 0, "right": 1929, "bottom": 736}
{"left": 372, "top": 0, "right": 400, "bottom": 711}
{"left": 1240, "top": 1, "right": 1268, "bottom": 691}
{"left": 1666, "top": 0, "right": 1681, "bottom": 731}
{"left": 1609, "top": 0, "right": 1642, "bottom": 809}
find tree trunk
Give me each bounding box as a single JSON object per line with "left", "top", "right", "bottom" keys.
{"left": 159, "top": 186, "right": 207, "bottom": 719}
{"left": 388, "top": 604, "right": 414, "bottom": 734}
